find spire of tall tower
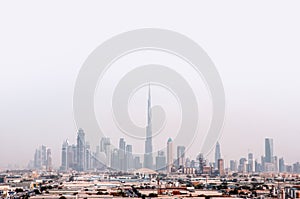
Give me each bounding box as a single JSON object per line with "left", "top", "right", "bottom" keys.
{"left": 144, "top": 83, "right": 153, "bottom": 169}
{"left": 147, "top": 83, "right": 152, "bottom": 126}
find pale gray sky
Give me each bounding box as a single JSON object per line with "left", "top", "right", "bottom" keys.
{"left": 1, "top": 1, "right": 300, "bottom": 168}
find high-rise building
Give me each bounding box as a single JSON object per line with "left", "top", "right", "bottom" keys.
{"left": 185, "top": 158, "right": 191, "bottom": 168}
{"left": 134, "top": 156, "right": 142, "bottom": 169}
{"left": 198, "top": 153, "right": 206, "bottom": 174}
{"left": 218, "top": 159, "right": 225, "bottom": 176}
{"left": 41, "top": 145, "right": 47, "bottom": 168}
{"left": 215, "top": 142, "right": 221, "bottom": 168}
{"left": 34, "top": 148, "right": 41, "bottom": 169}
{"left": 279, "top": 157, "right": 285, "bottom": 173}
{"left": 261, "top": 156, "right": 265, "bottom": 172}
{"left": 126, "top": 145, "right": 133, "bottom": 170}
{"left": 61, "top": 140, "right": 68, "bottom": 171}
{"left": 77, "top": 128, "right": 86, "bottom": 171}
{"left": 34, "top": 145, "right": 51, "bottom": 171}
{"left": 293, "top": 162, "right": 300, "bottom": 173}
{"left": 155, "top": 150, "right": 166, "bottom": 171}
{"left": 68, "top": 144, "right": 77, "bottom": 169}
{"left": 119, "top": 138, "right": 126, "bottom": 171}
{"left": 273, "top": 156, "right": 278, "bottom": 172}
{"left": 265, "top": 138, "right": 273, "bottom": 163}
{"left": 85, "top": 142, "right": 91, "bottom": 170}
{"left": 111, "top": 149, "right": 119, "bottom": 170}
{"left": 230, "top": 160, "right": 237, "bottom": 172}
{"left": 100, "top": 137, "right": 111, "bottom": 167}
{"left": 177, "top": 146, "right": 185, "bottom": 168}
{"left": 247, "top": 153, "right": 254, "bottom": 173}
{"left": 46, "top": 148, "right": 52, "bottom": 171}
{"left": 167, "top": 138, "right": 173, "bottom": 173}
{"left": 144, "top": 85, "right": 153, "bottom": 169}
{"left": 238, "top": 158, "right": 247, "bottom": 173}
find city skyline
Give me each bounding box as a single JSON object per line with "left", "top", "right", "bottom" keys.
{"left": 28, "top": 130, "right": 300, "bottom": 174}
{"left": 26, "top": 122, "right": 299, "bottom": 174}
{"left": 1, "top": 1, "right": 300, "bottom": 169}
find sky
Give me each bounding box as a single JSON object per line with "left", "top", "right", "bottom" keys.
{"left": 1, "top": 1, "right": 300, "bottom": 169}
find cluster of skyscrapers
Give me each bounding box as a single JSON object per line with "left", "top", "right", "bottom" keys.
{"left": 59, "top": 87, "right": 189, "bottom": 172}
{"left": 228, "top": 138, "right": 300, "bottom": 174}
{"left": 57, "top": 86, "right": 300, "bottom": 174}
{"left": 60, "top": 128, "right": 102, "bottom": 171}
{"left": 59, "top": 127, "right": 187, "bottom": 173}
{"left": 31, "top": 145, "right": 52, "bottom": 171}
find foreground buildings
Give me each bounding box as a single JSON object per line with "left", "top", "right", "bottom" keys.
{"left": 1, "top": 169, "right": 300, "bottom": 199}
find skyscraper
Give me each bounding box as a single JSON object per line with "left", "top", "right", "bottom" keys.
{"left": 46, "top": 148, "right": 52, "bottom": 171}
{"left": 279, "top": 157, "right": 285, "bottom": 173}
{"left": 167, "top": 138, "right": 173, "bottom": 173}
{"left": 198, "top": 153, "right": 206, "bottom": 174}
{"left": 126, "top": 145, "right": 133, "bottom": 170}
{"left": 41, "top": 145, "right": 47, "bottom": 168}
{"left": 239, "top": 158, "right": 247, "bottom": 173}
{"left": 61, "top": 140, "right": 68, "bottom": 171}
{"left": 111, "top": 148, "right": 119, "bottom": 170}
{"left": 177, "top": 146, "right": 185, "bottom": 168}
{"left": 119, "top": 138, "right": 126, "bottom": 171}
{"left": 85, "top": 142, "right": 91, "bottom": 170}
{"left": 144, "top": 85, "right": 153, "bottom": 169}
{"left": 265, "top": 138, "right": 273, "bottom": 163}
{"left": 218, "top": 159, "right": 225, "bottom": 176}
{"left": 100, "top": 137, "right": 111, "bottom": 167}
{"left": 77, "top": 128, "right": 85, "bottom": 171}
{"left": 230, "top": 160, "right": 237, "bottom": 172}
{"left": 215, "top": 141, "right": 221, "bottom": 168}
{"left": 247, "top": 153, "right": 254, "bottom": 173}
{"left": 156, "top": 150, "right": 166, "bottom": 171}
{"left": 34, "top": 145, "right": 52, "bottom": 171}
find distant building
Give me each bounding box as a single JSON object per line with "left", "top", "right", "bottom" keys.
{"left": 230, "top": 160, "right": 237, "bottom": 172}
{"left": 215, "top": 142, "right": 221, "bottom": 168}
{"left": 46, "top": 148, "right": 52, "bottom": 171}
{"left": 119, "top": 138, "right": 126, "bottom": 171}
{"left": 238, "top": 158, "right": 247, "bottom": 173}
{"left": 218, "top": 159, "right": 225, "bottom": 176}
{"left": 126, "top": 145, "right": 133, "bottom": 170}
{"left": 61, "top": 140, "right": 68, "bottom": 171}
{"left": 155, "top": 150, "right": 166, "bottom": 171}
{"left": 293, "top": 162, "right": 300, "bottom": 173}
{"left": 167, "top": 138, "right": 173, "bottom": 173}
{"left": 77, "top": 128, "right": 86, "bottom": 171}
{"left": 279, "top": 157, "right": 285, "bottom": 173}
{"left": 68, "top": 144, "right": 77, "bottom": 169}
{"left": 198, "top": 153, "right": 206, "bottom": 174}
{"left": 85, "top": 142, "right": 91, "bottom": 170}
{"left": 265, "top": 138, "right": 273, "bottom": 163}
{"left": 265, "top": 162, "right": 275, "bottom": 172}
{"left": 111, "top": 148, "right": 119, "bottom": 170}
{"left": 34, "top": 145, "right": 52, "bottom": 171}
{"left": 134, "top": 156, "right": 142, "bottom": 169}
{"left": 144, "top": 85, "right": 153, "bottom": 169}
{"left": 286, "top": 165, "right": 293, "bottom": 173}
{"left": 247, "top": 153, "right": 254, "bottom": 173}
{"left": 177, "top": 146, "right": 185, "bottom": 168}
{"left": 185, "top": 158, "right": 191, "bottom": 168}
{"left": 273, "top": 156, "right": 278, "bottom": 172}
{"left": 183, "top": 167, "right": 196, "bottom": 174}
{"left": 100, "top": 137, "right": 111, "bottom": 167}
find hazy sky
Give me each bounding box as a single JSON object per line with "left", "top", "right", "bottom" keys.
{"left": 1, "top": 1, "right": 300, "bottom": 169}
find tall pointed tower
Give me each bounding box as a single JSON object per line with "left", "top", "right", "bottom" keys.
{"left": 144, "top": 84, "right": 153, "bottom": 169}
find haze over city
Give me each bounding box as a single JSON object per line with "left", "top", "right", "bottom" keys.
{"left": 1, "top": 1, "right": 300, "bottom": 170}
